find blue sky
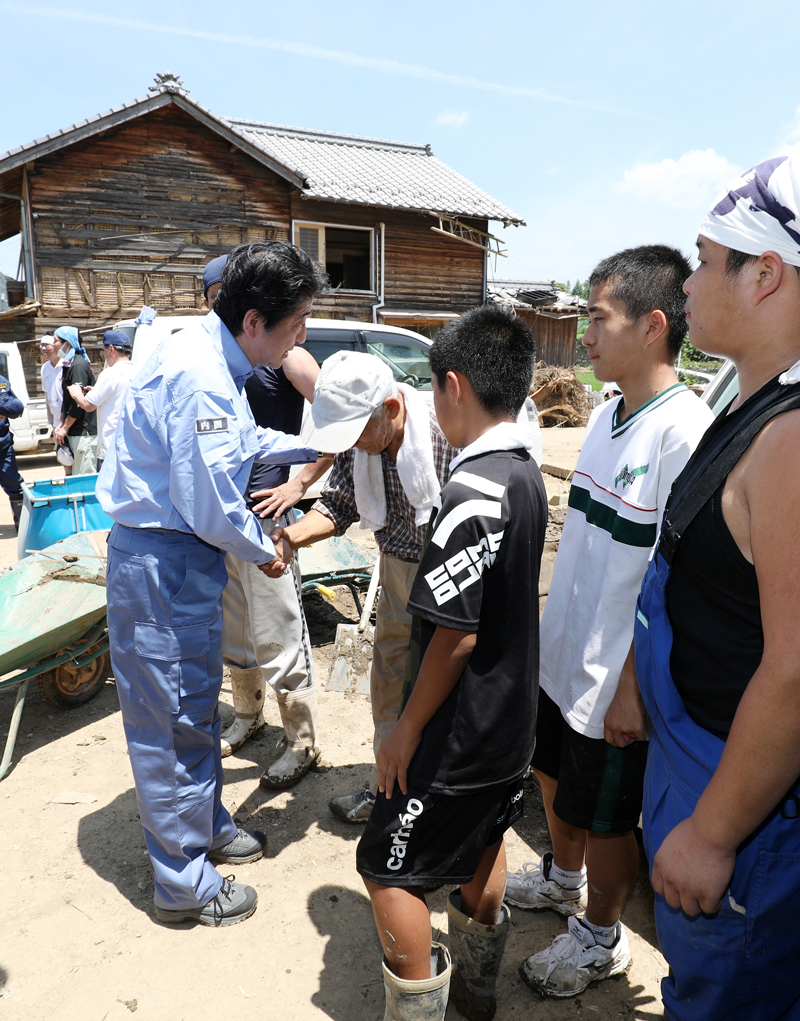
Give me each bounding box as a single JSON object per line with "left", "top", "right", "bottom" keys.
{"left": 2, "top": 1, "right": 800, "bottom": 287}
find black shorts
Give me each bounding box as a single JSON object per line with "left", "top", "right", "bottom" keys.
{"left": 356, "top": 780, "right": 524, "bottom": 887}
{"left": 532, "top": 688, "right": 647, "bottom": 834}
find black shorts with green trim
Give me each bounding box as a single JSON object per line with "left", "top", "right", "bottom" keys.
{"left": 356, "top": 779, "right": 524, "bottom": 887}
{"left": 532, "top": 688, "right": 647, "bottom": 833}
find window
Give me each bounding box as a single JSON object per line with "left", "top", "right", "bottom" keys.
{"left": 293, "top": 222, "right": 373, "bottom": 292}
{"left": 0, "top": 353, "right": 7, "bottom": 380}
{"left": 304, "top": 327, "right": 360, "bottom": 367}
{"left": 362, "top": 332, "right": 432, "bottom": 390}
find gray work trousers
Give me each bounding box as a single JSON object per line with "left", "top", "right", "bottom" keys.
{"left": 221, "top": 512, "right": 314, "bottom": 696}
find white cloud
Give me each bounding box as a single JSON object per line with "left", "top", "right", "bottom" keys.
{"left": 436, "top": 109, "right": 470, "bottom": 129}
{"left": 615, "top": 149, "right": 741, "bottom": 211}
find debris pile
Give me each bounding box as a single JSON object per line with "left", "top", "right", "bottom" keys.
{"left": 530, "top": 365, "right": 591, "bottom": 427}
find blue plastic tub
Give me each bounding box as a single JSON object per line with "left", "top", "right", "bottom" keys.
{"left": 17, "top": 474, "right": 114, "bottom": 559}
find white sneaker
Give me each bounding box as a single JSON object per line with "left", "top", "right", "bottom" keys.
{"left": 504, "top": 852, "right": 588, "bottom": 915}
{"left": 519, "top": 915, "right": 631, "bottom": 998}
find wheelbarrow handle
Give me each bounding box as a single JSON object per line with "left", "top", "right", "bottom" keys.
{"left": 358, "top": 552, "right": 381, "bottom": 633}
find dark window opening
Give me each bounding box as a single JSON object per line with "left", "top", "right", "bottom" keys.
{"left": 325, "top": 228, "right": 371, "bottom": 290}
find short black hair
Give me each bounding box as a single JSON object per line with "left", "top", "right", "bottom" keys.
{"left": 429, "top": 304, "right": 535, "bottom": 418}
{"left": 588, "top": 244, "right": 692, "bottom": 359}
{"left": 724, "top": 246, "right": 800, "bottom": 279}
{"left": 213, "top": 241, "right": 326, "bottom": 335}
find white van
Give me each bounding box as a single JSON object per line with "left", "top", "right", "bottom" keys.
{"left": 0, "top": 342, "right": 53, "bottom": 453}
{"left": 112, "top": 313, "right": 544, "bottom": 496}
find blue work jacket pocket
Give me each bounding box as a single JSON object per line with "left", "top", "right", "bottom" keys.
{"left": 133, "top": 621, "right": 211, "bottom": 712}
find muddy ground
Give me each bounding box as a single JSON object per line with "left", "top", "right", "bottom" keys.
{"left": 0, "top": 433, "right": 667, "bottom": 1021}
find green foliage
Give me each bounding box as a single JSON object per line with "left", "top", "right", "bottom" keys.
{"left": 575, "top": 366, "right": 602, "bottom": 391}
{"left": 680, "top": 336, "right": 723, "bottom": 370}
{"left": 571, "top": 278, "right": 591, "bottom": 299}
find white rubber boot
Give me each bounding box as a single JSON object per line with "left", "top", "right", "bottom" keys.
{"left": 447, "top": 890, "right": 510, "bottom": 1021}
{"left": 382, "top": 943, "right": 451, "bottom": 1021}
{"left": 259, "top": 682, "right": 321, "bottom": 789}
{"left": 221, "top": 667, "right": 265, "bottom": 758}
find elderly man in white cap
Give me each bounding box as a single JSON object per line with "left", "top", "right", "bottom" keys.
{"left": 268, "top": 352, "right": 457, "bottom": 822}
{"left": 625, "top": 154, "right": 800, "bottom": 1021}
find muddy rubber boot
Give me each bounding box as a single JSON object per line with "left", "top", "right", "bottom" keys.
{"left": 382, "top": 942, "right": 451, "bottom": 1021}
{"left": 447, "top": 890, "right": 510, "bottom": 1021}
{"left": 9, "top": 496, "right": 22, "bottom": 535}
{"left": 259, "top": 682, "right": 320, "bottom": 789}
{"left": 221, "top": 667, "right": 265, "bottom": 757}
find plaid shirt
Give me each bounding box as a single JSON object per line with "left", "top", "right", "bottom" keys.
{"left": 313, "top": 406, "right": 457, "bottom": 560}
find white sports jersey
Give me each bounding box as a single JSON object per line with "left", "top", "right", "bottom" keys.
{"left": 539, "top": 384, "right": 714, "bottom": 739}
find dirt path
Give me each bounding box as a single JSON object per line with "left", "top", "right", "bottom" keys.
{"left": 0, "top": 435, "right": 667, "bottom": 1021}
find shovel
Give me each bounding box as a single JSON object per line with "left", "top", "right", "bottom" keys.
{"left": 326, "top": 552, "right": 381, "bottom": 695}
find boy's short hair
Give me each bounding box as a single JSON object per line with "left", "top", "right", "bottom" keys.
{"left": 588, "top": 244, "right": 692, "bottom": 359}
{"left": 214, "top": 241, "right": 326, "bottom": 336}
{"left": 429, "top": 304, "right": 535, "bottom": 418}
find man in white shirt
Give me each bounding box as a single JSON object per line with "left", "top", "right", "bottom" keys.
{"left": 67, "top": 330, "right": 138, "bottom": 470}
{"left": 40, "top": 334, "right": 64, "bottom": 423}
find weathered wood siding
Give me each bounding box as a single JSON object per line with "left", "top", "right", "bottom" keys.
{"left": 290, "top": 195, "right": 486, "bottom": 319}
{"left": 515, "top": 309, "right": 579, "bottom": 368}
{"left": 29, "top": 105, "right": 292, "bottom": 320}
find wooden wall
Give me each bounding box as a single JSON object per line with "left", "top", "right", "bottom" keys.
{"left": 515, "top": 309, "right": 579, "bottom": 368}
{"left": 289, "top": 195, "right": 486, "bottom": 320}
{"left": 28, "top": 105, "right": 292, "bottom": 321}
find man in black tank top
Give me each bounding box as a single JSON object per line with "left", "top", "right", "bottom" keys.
{"left": 627, "top": 155, "right": 800, "bottom": 1021}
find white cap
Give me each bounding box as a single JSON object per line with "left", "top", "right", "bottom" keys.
{"left": 302, "top": 351, "right": 395, "bottom": 453}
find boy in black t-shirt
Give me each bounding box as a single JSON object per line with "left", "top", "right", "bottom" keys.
{"left": 356, "top": 305, "right": 547, "bottom": 1021}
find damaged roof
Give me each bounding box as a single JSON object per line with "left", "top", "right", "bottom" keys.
{"left": 0, "top": 83, "right": 524, "bottom": 225}
{"left": 225, "top": 118, "right": 523, "bottom": 225}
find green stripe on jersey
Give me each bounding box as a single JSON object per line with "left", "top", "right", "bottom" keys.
{"left": 611, "top": 384, "right": 687, "bottom": 438}
{"left": 568, "top": 485, "right": 657, "bottom": 548}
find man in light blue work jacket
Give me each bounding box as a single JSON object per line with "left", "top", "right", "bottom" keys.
{"left": 97, "top": 242, "right": 325, "bottom": 927}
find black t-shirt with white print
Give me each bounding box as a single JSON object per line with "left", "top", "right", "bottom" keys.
{"left": 404, "top": 445, "right": 547, "bottom": 795}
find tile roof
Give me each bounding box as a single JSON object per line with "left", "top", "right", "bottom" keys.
{"left": 226, "top": 118, "right": 524, "bottom": 225}
{"left": 0, "top": 88, "right": 523, "bottom": 225}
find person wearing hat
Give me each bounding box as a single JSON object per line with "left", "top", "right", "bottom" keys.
{"left": 39, "top": 334, "right": 64, "bottom": 424}
{"left": 267, "top": 350, "right": 458, "bottom": 823}
{"left": 203, "top": 254, "right": 228, "bottom": 307}
{"left": 96, "top": 241, "right": 324, "bottom": 928}
{"left": 202, "top": 252, "right": 334, "bottom": 784}
{"left": 67, "top": 330, "right": 137, "bottom": 471}
{"left": 627, "top": 154, "right": 800, "bottom": 1019}
{"left": 53, "top": 326, "right": 97, "bottom": 474}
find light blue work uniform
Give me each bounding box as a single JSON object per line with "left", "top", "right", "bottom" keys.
{"left": 97, "top": 311, "right": 317, "bottom": 911}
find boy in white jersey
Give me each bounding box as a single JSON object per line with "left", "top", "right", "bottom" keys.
{"left": 510, "top": 245, "right": 714, "bottom": 999}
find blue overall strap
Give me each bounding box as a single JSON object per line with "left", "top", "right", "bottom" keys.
{"left": 658, "top": 377, "right": 800, "bottom": 565}
{"left": 634, "top": 371, "right": 800, "bottom": 1021}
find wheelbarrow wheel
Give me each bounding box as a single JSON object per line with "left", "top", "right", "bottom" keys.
{"left": 36, "top": 649, "right": 109, "bottom": 710}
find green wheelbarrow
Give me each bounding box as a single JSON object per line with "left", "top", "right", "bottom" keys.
{"left": 0, "top": 531, "right": 110, "bottom": 781}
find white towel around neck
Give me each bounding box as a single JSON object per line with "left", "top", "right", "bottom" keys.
{"left": 353, "top": 383, "right": 440, "bottom": 532}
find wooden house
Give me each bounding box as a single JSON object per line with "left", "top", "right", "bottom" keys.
{"left": 0, "top": 73, "right": 523, "bottom": 393}
{"left": 488, "top": 279, "right": 586, "bottom": 367}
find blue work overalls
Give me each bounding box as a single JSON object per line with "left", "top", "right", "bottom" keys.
{"left": 107, "top": 524, "right": 238, "bottom": 911}
{"left": 636, "top": 549, "right": 800, "bottom": 1021}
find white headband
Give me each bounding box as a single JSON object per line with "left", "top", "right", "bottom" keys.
{"left": 700, "top": 155, "right": 800, "bottom": 268}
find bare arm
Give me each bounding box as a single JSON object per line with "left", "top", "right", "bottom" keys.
{"left": 652, "top": 412, "right": 800, "bottom": 915}
{"left": 250, "top": 454, "right": 335, "bottom": 519}
{"left": 378, "top": 627, "right": 477, "bottom": 799}
{"left": 66, "top": 383, "right": 97, "bottom": 414}
{"left": 281, "top": 345, "right": 320, "bottom": 403}
{"left": 259, "top": 508, "right": 338, "bottom": 579}
{"left": 604, "top": 641, "right": 649, "bottom": 747}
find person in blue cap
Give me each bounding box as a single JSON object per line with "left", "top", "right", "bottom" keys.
{"left": 203, "top": 254, "right": 228, "bottom": 307}
{"left": 0, "top": 372, "right": 25, "bottom": 532}
{"left": 97, "top": 241, "right": 325, "bottom": 928}
{"left": 67, "top": 329, "right": 137, "bottom": 471}
{"left": 53, "top": 325, "right": 97, "bottom": 474}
